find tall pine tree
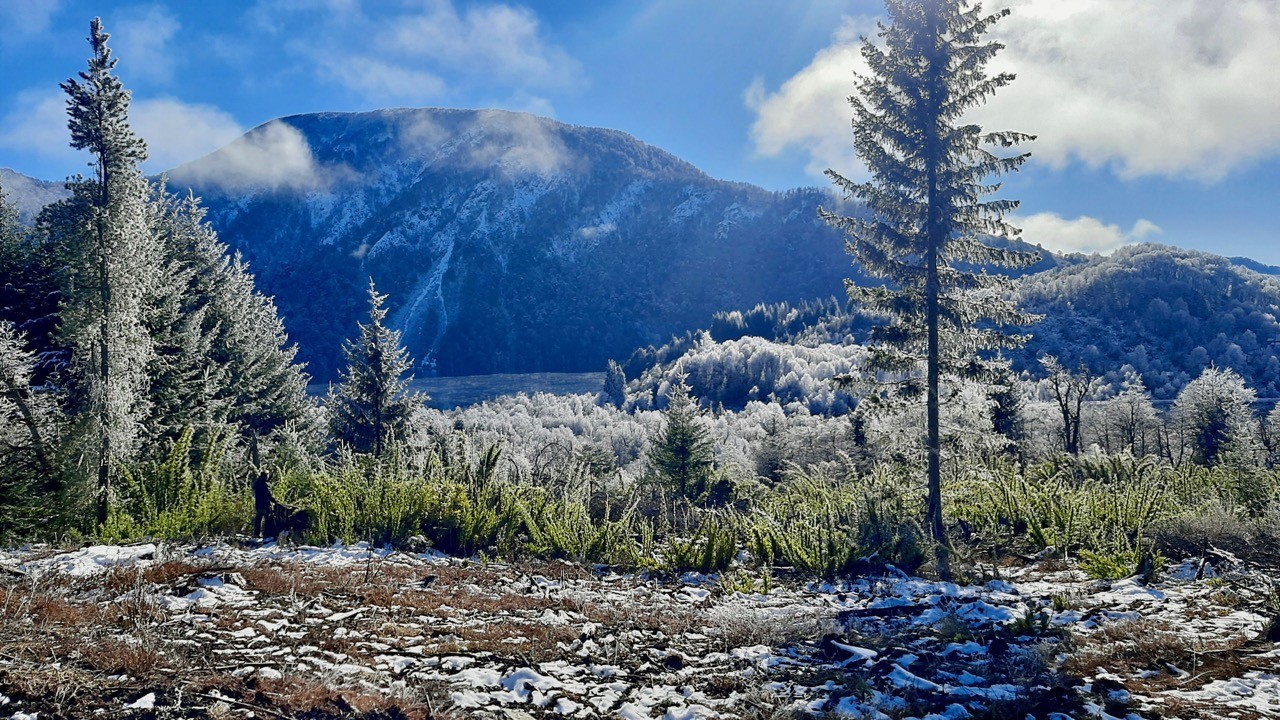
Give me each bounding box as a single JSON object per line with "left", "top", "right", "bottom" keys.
{"left": 821, "top": 0, "right": 1038, "bottom": 577}
{"left": 328, "top": 280, "right": 420, "bottom": 456}
{"left": 52, "top": 18, "right": 160, "bottom": 523}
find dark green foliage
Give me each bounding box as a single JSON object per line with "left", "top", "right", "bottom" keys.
{"left": 649, "top": 379, "right": 716, "bottom": 501}
{"left": 61, "top": 18, "right": 147, "bottom": 175}
{"left": 328, "top": 280, "right": 421, "bottom": 456}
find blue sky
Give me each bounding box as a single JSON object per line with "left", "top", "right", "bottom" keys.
{"left": 0, "top": 0, "right": 1277, "bottom": 261}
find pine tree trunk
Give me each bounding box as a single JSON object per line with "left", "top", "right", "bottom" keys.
{"left": 926, "top": 234, "right": 949, "bottom": 580}
{"left": 96, "top": 162, "right": 112, "bottom": 526}
{"left": 924, "top": 41, "right": 950, "bottom": 581}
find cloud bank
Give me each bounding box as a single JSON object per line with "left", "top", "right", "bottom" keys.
{"left": 0, "top": 92, "right": 247, "bottom": 176}
{"left": 167, "top": 120, "right": 322, "bottom": 192}
{"left": 747, "top": 0, "right": 1280, "bottom": 183}
{"left": 1014, "top": 213, "right": 1162, "bottom": 256}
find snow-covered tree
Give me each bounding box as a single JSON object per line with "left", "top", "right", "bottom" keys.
{"left": 602, "top": 359, "right": 627, "bottom": 408}
{"left": 1261, "top": 404, "right": 1280, "bottom": 469}
{"left": 648, "top": 378, "right": 716, "bottom": 501}
{"left": 145, "top": 191, "right": 312, "bottom": 447}
{"left": 1041, "top": 356, "right": 1099, "bottom": 456}
{"left": 1173, "top": 367, "right": 1258, "bottom": 467}
{"left": 1102, "top": 370, "right": 1159, "bottom": 456}
{"left": 820, "top": 0, "right": 1038, "bottom": 574}
{"left": 51, "top": 19, "right": 160, "bottom": 523}
{"left": 0, "top": 321, "right": 61, "bottom": 537}
{"left": 329, "top": 280, "right": 421, "bottom": 456}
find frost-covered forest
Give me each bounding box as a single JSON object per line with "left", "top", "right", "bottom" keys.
{"left": 1, "top": 4, "right": 1278, "bottom": 720}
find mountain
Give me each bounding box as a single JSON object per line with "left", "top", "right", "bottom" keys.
{"left": 0, "top": 168, "right": 69, "bottom": 223}
{"left": 7, "top": 109, "right": 1271, "bottom": 396}
{"left": 163, "top": 108, "right": 866, "bottom": 380}
{"left": 1016, "top": 244, "right": 1280, "bottom": 399}
{"left": 1230, "top": 257, "right": 1280, "bottom": 276}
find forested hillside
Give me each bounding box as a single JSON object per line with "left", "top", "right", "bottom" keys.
{"left": 166, "top": 109, "right": 858, "bottom": 379}
{"left": 622, "top": 245, "right": 1280, "bottom": 405}
{"left": 1018, "top": 244, "right": 1280, "bottom": 399}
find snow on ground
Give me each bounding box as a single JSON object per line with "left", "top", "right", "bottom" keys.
{"left": 0, "top": 543, "right": 1275, "bottom": 719}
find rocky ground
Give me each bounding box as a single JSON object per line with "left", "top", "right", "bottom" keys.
{"left": 0, "top": 542, "right": 1276, "bottom": 720}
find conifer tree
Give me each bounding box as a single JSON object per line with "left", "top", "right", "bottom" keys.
{"left": 53, "top": 18, "right": 159, "bottom": 523}
{"left": 649, "top": 379, "right": 715, "bottom": 500}
{"left": 145, "top": 191, "right": 312, "bottom": 446}
{"left": 822, "top": 0, "right": 1039, "bottom": 577}
{"left": 1174, "top": 367, "right": 1258, "bottom": 467}
{"left": 328, "top": 280, "right": 420, "bottom": 456}
{"left": 602, "top": 359, "right": 627, "bottom": 408}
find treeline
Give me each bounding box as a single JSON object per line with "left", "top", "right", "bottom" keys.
{"left": 0, "top": 22, "right": 429, "bottom": 540}
{"left": 0, "top": 22, "right": 313, "bottom": 536}
{"left": 622, "top": 244, "right": 1280, "bottom": 407}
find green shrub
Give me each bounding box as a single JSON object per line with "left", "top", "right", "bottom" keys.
{"left": 107, "top": 428, "right": 250, "bottom": 541}
{"left": 949, "top": 455, "right": 1233, "bottom": 558}
{"left": 746, "top": 464, "right": 924, "bottom": 578}
{"left": 522, "top": 493, "right": 645, "bottom": 566}
{"left": 663, "top": 512, "right": 738, "bottom": 574}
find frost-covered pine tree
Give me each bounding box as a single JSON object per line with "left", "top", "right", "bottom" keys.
{"left": 145, "top": 191, "right": 312, "bottom": 446}
{"left": 821, "top": 0, "right": 1038, "bottom": 575}
{"left": 328, "top": 280, "right": 420, "bottom": 456}
{"left": 50, "top": 19, "right": 160, "bottom": 523}
{"left": 649, "top": 379, "right": 715, "bottom": 500}
{"left": 602, "top": 359, "right": 627, "bottom": 408}
{"left": 1173, "top": 367, "right": 1258, "bottom": 468}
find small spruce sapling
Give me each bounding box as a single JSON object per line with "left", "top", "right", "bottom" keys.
{"left": 649, "top": 378, "right": 717, "bottom": 502}
{"left": 328, "top": 279, "right": 424, "bottom": 456}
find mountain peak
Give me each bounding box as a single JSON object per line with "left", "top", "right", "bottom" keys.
{"left": 169, "top": 107, "right": 710, "bottom": 197}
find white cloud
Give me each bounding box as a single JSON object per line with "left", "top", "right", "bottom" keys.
{"left": 1013, "top": 213, "right": 1162, "bottom": 255}
{"left": 381, "top": 2, "right": 581, "bottom": 91}
{"left": 167, "top": 120, "right": 323, "bottom": 192}
{"left": 0, "top": 0, "right": 61, "bottom": 36}
{"left": 0, "top": 92, "right": 76, "bottom": 171}
{"left": 745, "top": 18, "right": 875, "bottom": 180}
{"left": 747, "top": 0, "right": 1280, "bottom": 182}
{"left": 132, "top": 99, "right": 246, "bottom": 171}
{"left": 111, "top": 5, "right": 181, "bottom": 85}
{"left": 0, "top": 91, "right": 246, "bottom": 175}
{"left": 315, "top": 56, "right": 447, "bottom": 107}
{"left": 254, "top": 0, "right": 581, "bottom": 111}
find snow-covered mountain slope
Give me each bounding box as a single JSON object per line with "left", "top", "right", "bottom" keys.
{"left": 165, "top": 108, "right": 858, "bottom": 380}
{"left": 0, "top": 168, "right": 69, "bottom": 223}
